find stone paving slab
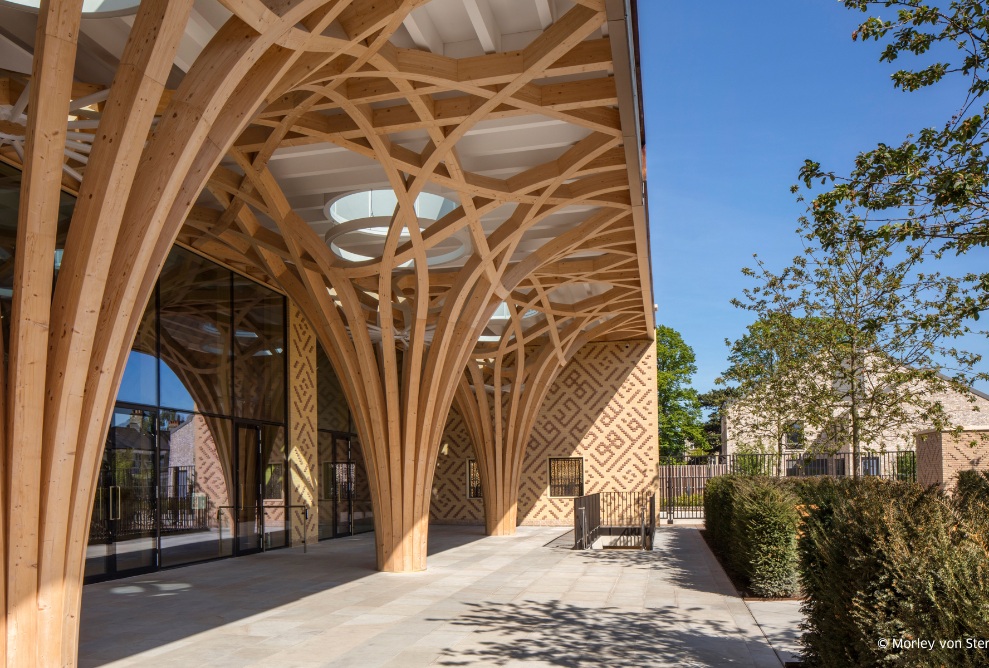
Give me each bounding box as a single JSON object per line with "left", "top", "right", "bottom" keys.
{"left": 79, "top": 525, "right": 788, "bottom": 667}
{"left": 744, "top": 600, "right": 803, "bottom": 665}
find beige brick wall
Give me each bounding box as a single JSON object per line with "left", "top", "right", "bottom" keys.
{"left": 288, "top": 303, "right": 318, "bottom": 545}
{"left": 429, "top": 407, "right": 484, "bottom": 525}
{"left": 916, "top": 428, "right": 989, "bottom": 491}
{"left": 725, "top": 383, "right": 989, "bottom": 455}
{"left": 428, "top": 339, "right": 659, "bottom": 527}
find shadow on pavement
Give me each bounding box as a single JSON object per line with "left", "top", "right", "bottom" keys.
{"left": 433, "top": 599, "right": 762, "bottom": 667}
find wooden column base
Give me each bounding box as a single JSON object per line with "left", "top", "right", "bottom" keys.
{"left": 373, "top": 490, "right": 431, "bottom": 572}
{"left": 483, "top": 484, "right": 520, "bottom": 536}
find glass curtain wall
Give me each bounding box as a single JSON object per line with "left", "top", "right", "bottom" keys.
{"left": 87, "top": 247, "right": 289, "bottom": 582}
{"left": 316, "top": 343, "right": 373, "bottom": 539}
{"left": 0, "top": 165, "right": 291, "bottom": 582}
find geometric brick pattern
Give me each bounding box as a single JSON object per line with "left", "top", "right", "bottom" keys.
{"left": 429, "top": 340, "right": 658, "bottom": 526}
{"left": 288, "top": 304, "right": 319, "bottom": 544}
{"left": 916, "top": 428, "right": 989, "bottom": 491}
{"left": 191, "top": 415, "right": 231, "bottom": 515}
{"left": 519, "top": 340, "right": 658, "bottom": 525}
{"left": 429, "top": 407, "right": 484, "bottom": 524}
{"left": 916, "top": 432, "right": 943, "bottom": 487}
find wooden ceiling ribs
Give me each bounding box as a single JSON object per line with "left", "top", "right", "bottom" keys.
{"left": 0, "top": 1, "right": 651, "bottom": 662}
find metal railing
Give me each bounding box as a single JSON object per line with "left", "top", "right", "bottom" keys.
{"left": 573, "top": 492, "right": 655, "bottom": 550}
{"left": 657, "top": 451, "right": 917, "bottom": 521}
{"left": 573, "top": 493, "right": 601, "bottom": 549}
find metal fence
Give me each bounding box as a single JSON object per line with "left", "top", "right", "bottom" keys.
{"left": 572, "top": 493, "right": 601, "bottom": 549}
{"left": 658, "top": 451, "right": 917, "bottom": 521}
{"left": 573, "top": 492, "right": 655, "bottom": 550}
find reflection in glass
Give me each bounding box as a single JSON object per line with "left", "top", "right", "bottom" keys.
{"left": 233, "top": 274, "right": 285, "bottom": 422}
{"left": 159, "top": 414, "right": 235, "bottom": 567}
{"left": 117, "top": 293, "right": 157, "bottom": 406}
{"left": 236, "top": 424, "right": 261, "bottom": 554}
{"left": 158, "top": 248, "right": 232, "bottom": 414}
{"left": 316, "top": 433, "right": 373, "bottom": 539}
{"left": 317, "top": 433, "right": 350, "bottom": 539}
{"left": 85, "top": 408, "right": 157, "bottom": 580}
{"left": 261, "top": 424, "right": 287, "bottom": 549}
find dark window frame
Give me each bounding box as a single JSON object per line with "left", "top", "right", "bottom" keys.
{"left": 466, "top": 459, "right": 482, "bottom": 499}
{"left": 548, "top": 457, "right": 584, "bottom": 498}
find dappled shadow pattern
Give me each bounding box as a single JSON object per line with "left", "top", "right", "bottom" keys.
{"left": 433, "top": 600, "right": 763, "bottom": 667}
{"left": 564, "top": 529, "right": 737, "bottom": 597}
{"left": 79, "top": 526, "right": 488, "bottom": 664}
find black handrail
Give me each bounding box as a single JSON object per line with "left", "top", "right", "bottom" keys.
{"left": 573, "top": 492, "right": 654, "bottom": 550}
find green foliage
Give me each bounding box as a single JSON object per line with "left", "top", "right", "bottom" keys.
{"left": 895, "top": 451, "right": 917, "bottom": 481}
{"left": 730, "top": 453, "right": 777, "bottom": 476}
{"left": 798, "top": 476, "right": 989, "bottom": 668}
{"left": 655, "top": 325, "right": 707, "bottom": 458}
{"left": 705, "top": 469, "right": 989, "bottom": 664}
{"left": 800, "top": 1, "right": 989, "bottom": 361}
{"left": 704, "top": 475, "right": 801, "bottom": 597}
{"left": 731, "top": 226, "right": 979, "bottom": 463}
{"left": 671, "top": 492, "right": 704, "bottom": 508}
{"left": 719, "top": 314, "right": 828, "bottom": 463}
{"left": 954, "top": 468, "right": 989, "bottom": 519}
{"left": 697, "top": 387, "right": 740, "bottom": 451}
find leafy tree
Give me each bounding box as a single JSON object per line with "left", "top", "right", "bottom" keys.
{"left": 718, "top": 313, "right": 825, "bottom": 474}
{"left": 799, "top": 1, "right": 989, "bottom": 327}
{"left": 655, "top": 325, "right": 708, "bottom": 459}
{"left": 697, "top": 386, "right": 741, "bottom": 451}
{"left": 732, "top": 226, "right": 980, "bottom": 475}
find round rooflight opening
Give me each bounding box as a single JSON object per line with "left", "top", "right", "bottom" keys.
{"left": 323, "top": 190, "right": 468, "bottom": 267}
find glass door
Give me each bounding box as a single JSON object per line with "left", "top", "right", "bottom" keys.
{"left": 235, "top": 423, "right": 262, "bottom": 555}
{"left": 260, "top": 424, "right": 287, "bottom": 549}
{"left": 85, "top": 408, "right": 158, "bottom": 581}
{"left": 235, "top": 422, "right": 287, "bottom": 554}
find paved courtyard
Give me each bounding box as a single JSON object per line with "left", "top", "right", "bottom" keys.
{"left": 79, "top": 526, "right": 800, "bottom": 667}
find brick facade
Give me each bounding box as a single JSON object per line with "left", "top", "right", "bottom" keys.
{"left": 724, "top": 381, "right": 989, "bottom": 455}
{"left": 288, "top": 303, "right": 319, "bottom": 545}
{"left": 429, "top": 340, "right": 659, "bottom": 527}
{"left": 916, "top": 428, "right": 989, "bottom": 490}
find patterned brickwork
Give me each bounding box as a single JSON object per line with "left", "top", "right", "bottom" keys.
{"left": 916, "top": 429, "right": 989, "bottom": 490}
{"left": 429, "top": 407, "right": 484, "bottom": 525}
{"left": 519, "top": 340, "right": 657, "bottom": 525}
{"left": 191, "top": 415, "right": 232, "bottom": 519}
{"left": 289, "top": 303, "right": 319, "bottom": 545}
{"left": 916, "top": 432, "right": 943, "bottom": 487}
{"left": 429, "top": 340, "right": 658, "bottom": 526}
{"left": 317, "top": 344, "right": 350, "bottom": 433}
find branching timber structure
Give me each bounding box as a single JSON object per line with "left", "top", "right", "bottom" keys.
{"left": 0, "top": 0, "right": 652, "bottom": 663}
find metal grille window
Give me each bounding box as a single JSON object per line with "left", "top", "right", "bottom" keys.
{"left": 467, "top": 459, "right": 482, "bottom": 499}
{"left": 548, "top": 457, "right": 584, "bottom": 498}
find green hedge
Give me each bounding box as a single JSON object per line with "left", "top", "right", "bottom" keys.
{"left": 704, "top": 472, "right": 989, "bottom": 666}
{"left": 704, "top": 475, "right": 800, "bottom": 597}
{"left": 798, "top": 476, "right": 989, "bottom": 668}
{"left": 955, "top": 469, "right": 989, "bottom": 519}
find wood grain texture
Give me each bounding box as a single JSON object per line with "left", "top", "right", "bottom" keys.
{"left": 0, "top": 1, "right": 652, "bottom": 662}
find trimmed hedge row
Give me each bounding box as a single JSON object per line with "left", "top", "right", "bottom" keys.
{"left": 798, "top": 477, "right": 989, "bottom": 668}
{"left": 704, "top": 476, "right": 800, "bottom": 597}
{"left": 704, "top": 473, "right": 989, "bottom": 667}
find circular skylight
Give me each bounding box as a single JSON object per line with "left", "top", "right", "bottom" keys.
{"left": 323, "top": 190, "right": 469, "bottom": 267}
{"left": 0, "top": 0, "right": 141, "bottom": 16}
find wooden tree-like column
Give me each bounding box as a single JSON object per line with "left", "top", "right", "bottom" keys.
{"left": 185, "top": 1, "right": 647, "bottom": 571}
{"left": 2, "top": 1, "right": 378, "bottom": 664}
{"left": 456, "top": 267, "right": 644, "bottom": 535}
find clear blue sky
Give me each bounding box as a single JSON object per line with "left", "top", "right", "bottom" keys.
{"left": 638, "top": 0, "right": 988, "bottom": 394}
